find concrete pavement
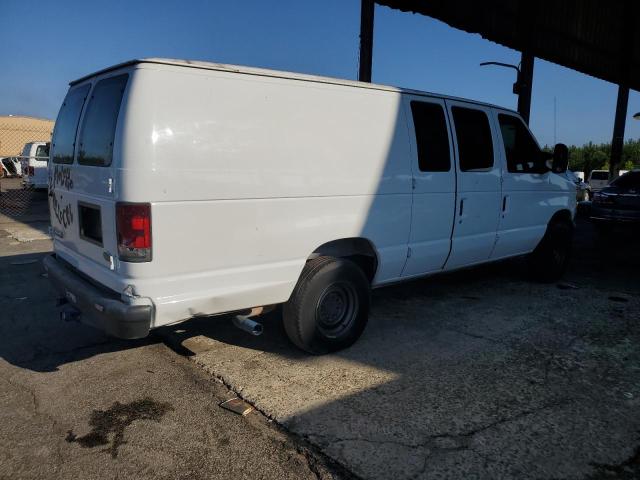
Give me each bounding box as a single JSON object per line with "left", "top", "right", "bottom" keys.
{"left": 158, "top": 220, "right": 640, "bottom": 480}
{"left": 0, "top": 209, "right": 346, "bottom": 479}
{"left": 2, "top": 185, "right": 639, "bottom": 479}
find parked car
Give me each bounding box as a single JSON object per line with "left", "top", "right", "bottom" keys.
{"left": 1, "top": 156, "right": 23, "bottom": 177}
{"left": 21, "top": 141, "right": 50, "bottom": 189}
{"left": 43, "top": 58, "right": 575, "bottom": 354}
{"left": 564, "top": 169, "right": 591, "bottom": 201}
{"left": 591, "top": 170, "right": 640, "bottom": 230}
{"left": 587, "top": 169, "right": 609, "bottom": 192}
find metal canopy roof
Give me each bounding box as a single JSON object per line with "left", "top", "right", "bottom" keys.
{"left": 376, "top": 0, "right": 640, "bottom": 91}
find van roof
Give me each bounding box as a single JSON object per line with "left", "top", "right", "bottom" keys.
{"left": 70, "top": 58, "right": 518, "bottom": 114}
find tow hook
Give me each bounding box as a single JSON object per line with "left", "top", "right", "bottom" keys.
{"left": 232, "top": 307, "right": 264, "bottom": 336}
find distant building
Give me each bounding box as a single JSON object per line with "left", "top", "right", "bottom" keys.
{"left": 0, "top": 115, "right": 54, "bottom": 157}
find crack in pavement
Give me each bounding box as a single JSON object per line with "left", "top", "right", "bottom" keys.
{"left": 307, "top": 397, "right": 572, "bottom": 479}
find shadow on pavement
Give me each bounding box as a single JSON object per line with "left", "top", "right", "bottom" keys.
{"left": 0, "top": 251, "right": 157, "bottom": 372}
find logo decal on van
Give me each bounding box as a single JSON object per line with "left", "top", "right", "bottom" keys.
{"left": 51, "top": 165, "right": 74, "bottom": 190}
{"left": 49, "top": 165, "right": 74, "bottom": 229}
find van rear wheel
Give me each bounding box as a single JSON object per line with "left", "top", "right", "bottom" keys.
{"left": 283, "top": 256, "right": 370, "bottom": 354}
{"left": 528, "top": 219, "right": 573, "bottom": 282}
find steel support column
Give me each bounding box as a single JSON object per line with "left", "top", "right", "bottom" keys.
{"left": 517, "top": 52, "right": 534, "bottom": 125}
{"left": 358, "top": 0, "right": 375, "bottom": 82}
{"left": 609, "top": 85, "right": 629, "bottom": 180}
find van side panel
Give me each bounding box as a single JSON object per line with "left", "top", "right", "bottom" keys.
{"left": 118, "top": 66, "right": 412, "bottom": 326}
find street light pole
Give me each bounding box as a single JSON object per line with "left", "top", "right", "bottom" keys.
{"left": 479, "top": 56, "right": 534, "bottom": 125}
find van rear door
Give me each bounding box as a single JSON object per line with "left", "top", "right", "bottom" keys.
{"left": 49, "top": 74, "right": 129, "bottom": 274}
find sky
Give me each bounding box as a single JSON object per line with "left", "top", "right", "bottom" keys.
{"left": 2, "top": 0, "right": 639, "bottom": 147}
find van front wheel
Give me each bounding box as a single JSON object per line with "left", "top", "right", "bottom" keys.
{"left": 283, "top": 256, "right": 370, "bottom": 354}
{"left": 528, "top": 219, "right": 573, "bottom": 282}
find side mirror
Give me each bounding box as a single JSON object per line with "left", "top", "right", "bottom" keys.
{"left": 552, "top": 143, "right": 569, "bottom": 173}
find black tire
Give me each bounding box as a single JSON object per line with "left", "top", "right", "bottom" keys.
{"left": 528, "top": 220, "right": 573, "bottom": 282}
{"left": 283, "top": 256, "right": 370, "bottom": 354}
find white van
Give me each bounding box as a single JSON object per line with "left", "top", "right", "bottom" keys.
{"left": 21, "top": 141, "right": 50, "bottom": 189}
{"left": 44, "top": 59, "right": 575, "bottom": 354}
{"left": 587, "top": 169, "right": 609, "bottom": 192}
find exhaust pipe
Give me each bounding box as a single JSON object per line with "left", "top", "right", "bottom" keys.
{"left": 60, "top": 304, "right": 81, "bottom": 323}
{"left": 232, "top": 313, "right": 263, "bottom": 336}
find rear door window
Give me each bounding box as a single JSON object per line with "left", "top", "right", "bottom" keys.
{"left": 410, "top": 101, "right": 451, "bottom": 172}
{"left": 35, "top": 144, "right": 49, "bottom": 159}
{"left": 78, "top": 74, "right": 128, "bottom": 167}
{"left": 52, "top": 85, "right": 91, "bottom": 164}
{"left": 451, "top": 107, "right": 494, "bottom": 171}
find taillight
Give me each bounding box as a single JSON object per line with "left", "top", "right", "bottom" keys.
{"left": 28, "top": 166, "right": 35, "bottom": 176}
{"left": 116, "top": 203, "right": 152, "bottom": 262}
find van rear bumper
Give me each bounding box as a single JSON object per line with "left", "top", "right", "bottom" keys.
{"left": 43, "top": 254, "right": 153, "bottom": 339}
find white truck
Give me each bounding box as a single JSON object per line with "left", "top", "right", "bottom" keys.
{"left": 21, "top": 141, "right": 50, "bottom": 189}
{"left": 44, "top": 59, "right": 575, "bottom": 354}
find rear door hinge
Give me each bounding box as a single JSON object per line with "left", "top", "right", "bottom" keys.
{"left": 412, "top": 177, "right": 416, "bottom": 190}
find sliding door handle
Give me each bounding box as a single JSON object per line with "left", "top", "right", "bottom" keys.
{"left": 459, "top": 198, "right": 464, "bottom": 216}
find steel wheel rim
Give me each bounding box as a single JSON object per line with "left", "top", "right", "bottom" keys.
{"left": 316, "top": 282, "right": 358, "bottom": 338}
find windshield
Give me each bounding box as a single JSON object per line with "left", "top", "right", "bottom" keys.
{"left": 590, "top": 171, "right": 608, "bottom": 180}
{"left": 610, "top": 171, "right": 640, "bottom": 189}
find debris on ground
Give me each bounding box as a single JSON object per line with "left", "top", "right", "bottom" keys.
{"left": 220, "top": 398, "right": 253, "bottom": 416}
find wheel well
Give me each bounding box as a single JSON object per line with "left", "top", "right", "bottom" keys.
{"left": 308, "top": 238, "right": 378, "bottom": 283}
{"left": 549, "top": 209, "right": 573, "bottom": 227}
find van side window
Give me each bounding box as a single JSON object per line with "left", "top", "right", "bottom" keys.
{"left": 35, "top": 144, "right": 49, "bottom": 159}
{"left": 498, "top": 114, "right": 542, "bottom": 173}
{"left": 451, "top": 107, "right": 494, "bottom": 171}
{"left": 78, "top": 74, "right": 128, "bottom": 167}
{"left": 52, "top": 84, "right": 90, "bottom": 164}
{"left": 410, "top": 101, "right": 451, "bottom": 172}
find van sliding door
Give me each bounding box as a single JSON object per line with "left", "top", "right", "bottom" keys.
{"left": 443, "top": 100, "right": 502, "bottom": 269}
{"left": 401, "top": 96, "right": 456, "bottom": 277}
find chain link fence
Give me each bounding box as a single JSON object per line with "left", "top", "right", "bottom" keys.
{"left": 0, "top": 116, "right": 53, "bottom": 218}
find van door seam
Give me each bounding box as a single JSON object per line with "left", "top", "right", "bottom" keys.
{"left": 441, "top": 99, "right": 458, "bottom": 270}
